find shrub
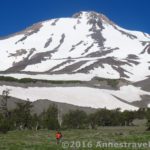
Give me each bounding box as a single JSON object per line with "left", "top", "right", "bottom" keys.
{"left": 0, "top": 120, "right": 10, "bottom": 134}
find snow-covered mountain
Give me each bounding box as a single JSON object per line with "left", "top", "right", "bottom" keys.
{"left": 0, "top": 11, "right": 150, "bottom": 110}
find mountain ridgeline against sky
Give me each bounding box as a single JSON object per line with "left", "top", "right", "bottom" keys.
{"left": 0, "top": 11, "right": 150, "bottom": 111}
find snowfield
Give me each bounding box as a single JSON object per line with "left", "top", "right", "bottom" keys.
{"left": 1, "top": 85, "right": 148, "bottom": 111}
{"left": 0, "top": 11, "right": 150, "bottom": 82}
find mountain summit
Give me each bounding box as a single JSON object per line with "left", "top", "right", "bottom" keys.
{"left": 73, "top": 11, "right": 114, "bottom": 25}
{"left": 0, "top": 11, "right": 150, "bottom": 110}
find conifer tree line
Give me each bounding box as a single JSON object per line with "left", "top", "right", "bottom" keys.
{"left": 0, "top": 89, "right": 150, "bottom": 133}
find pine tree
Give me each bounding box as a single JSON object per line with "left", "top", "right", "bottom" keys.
{"left": 42, "top": 104, "right": 60, "bottom": 130}
{"left": 0, "top": 89, "right": 10, "bottom": 118}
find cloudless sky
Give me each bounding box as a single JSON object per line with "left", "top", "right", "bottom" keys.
{"left": 0, "top": 0, "right": 150, "bottom": 36}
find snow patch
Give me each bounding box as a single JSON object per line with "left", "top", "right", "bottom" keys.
{"left": 0, "top": 85, "right": 138, "bottom": 111}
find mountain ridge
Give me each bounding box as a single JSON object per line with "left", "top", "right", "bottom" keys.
{"left": 0, "top": 11, "right": 150, "bottom": 110}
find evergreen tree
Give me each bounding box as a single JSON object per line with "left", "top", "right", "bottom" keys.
{"left": 62, "top": 110, "right": 87, "bottom": 129}
{"left": 0, "top": 89, "right": 10, "bottom": 118}
{"left": 12, "top": 100, "right": 33, "bottom": 129}
{"left": 88, "top": 113, "right": 97, "bottom": 129}
{"left": 146, "top": 108, "right": 150, "bottom": 130}
{"left": 0, "top": 89, "right": 11, "bottom": 133}
{"left": 122, "top": 110, "right": 135, "bottom": 126}
{"left": 42, "top": 104, "right": 60, "bottom": 130}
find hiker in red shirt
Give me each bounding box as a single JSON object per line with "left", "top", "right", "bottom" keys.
{"left": 56, "top": 131, "right": 62, "bottom": 144}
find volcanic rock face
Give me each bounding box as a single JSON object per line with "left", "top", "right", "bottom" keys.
{"left": 0, "top": 11, "right": 150, "bottom": 110}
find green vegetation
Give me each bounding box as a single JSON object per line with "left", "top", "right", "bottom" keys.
{"left": 41, "top": 104, "right": 60, "bottom": 130}
{"left": 0, "top": 75, "right": 122, "bottom": 87}
{"left": 0, "top": 89, "right": 149, "bottom": 133}
{"left": 0, "top": 76, "right": 82, "bottom": 84}
{"left": 0, "top": 76, "right": 19, "bottom": 82}
{"left": 62, "top": 110, "right": 88, "bottom": 129}
{"left": 92, "top": 76, "right": 120, "bottom": 87}
{"left": 62, "top": 108, "right": 148, "bottom": 129}
{"left": 0, "top": 127, "right": 150, "bottom": 150}
{"left": 107, "top": 79, "right": 119, "bottom": 87}
{"left": 0, "top": 89, "right": 150, "bottom": 149}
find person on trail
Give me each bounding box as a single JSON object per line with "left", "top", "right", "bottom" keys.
{"left": 56, "top": 131, "right": 62, "bottom": 144}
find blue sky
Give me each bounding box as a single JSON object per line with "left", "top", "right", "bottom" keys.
{"left": 0, "top": 0, "right": 150, "bottom": 36}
